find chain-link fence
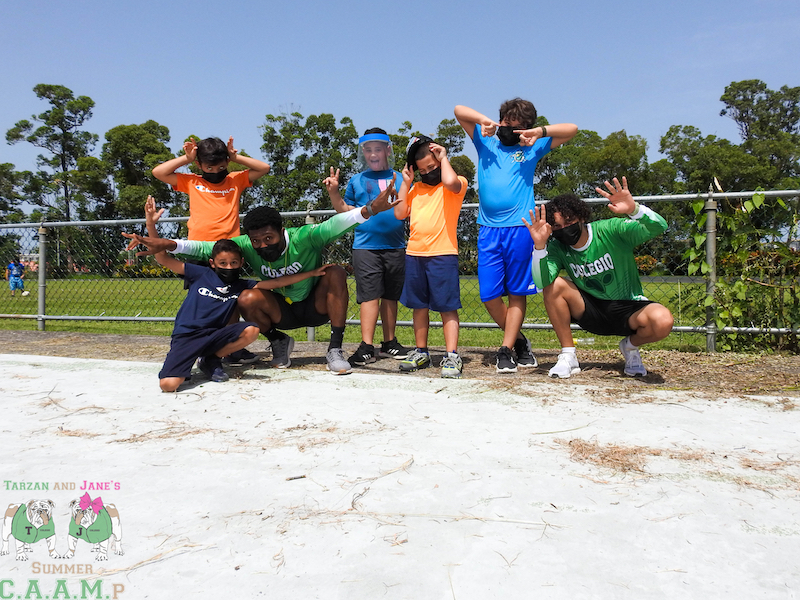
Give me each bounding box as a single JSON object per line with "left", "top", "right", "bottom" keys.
{"left": 1, "top": 189, "right": 798, "bottom": 351}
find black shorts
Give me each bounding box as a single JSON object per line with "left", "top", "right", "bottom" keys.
{"left": 274, "top": 285, "right": 330, "bottom": 330}
{"left": 352, "top": 248, "right": 405, "bottom": 304}
{"left": 573, "top": 288, "right": 653, "bottom": 337}
{"left": 159, "top": 321, "right": 256, "bottom": 379}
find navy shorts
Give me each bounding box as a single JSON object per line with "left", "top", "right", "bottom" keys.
{"left": 159, "top": 321, "right": 257, "bottom": 379}
{"left": 477, "top": 226, "right": 538, "bottom": 302}
{"left": 352, "top": 248, "right": 405, "bottom": 303}
{"left": 274, "top": 285, "right": 330, "bottom": 330}
{"left": 574, "top": 288, "right": 653, "bottom": 337}
{"left": 400, "top": 255, "right": 461, "bottom": 313}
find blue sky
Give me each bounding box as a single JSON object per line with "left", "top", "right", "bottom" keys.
{"left": 1, "top": 0, "right": 798, "bottom": 175}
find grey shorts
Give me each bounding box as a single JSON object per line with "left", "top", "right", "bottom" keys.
{"left": 352, "top": 248, "right": 405, "bottom": 304}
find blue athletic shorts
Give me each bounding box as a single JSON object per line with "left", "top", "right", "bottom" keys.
{"left": 400, "top": 255, "right": 461, "bottom": 313}
{"left": 9, "top": 278, "right": 23, "bottom": 291}
{"left": 159, "top": 321, "right": 257, "bottom": 379}
{"left": 477, "top": 226, "right": 538, "bottom": 302}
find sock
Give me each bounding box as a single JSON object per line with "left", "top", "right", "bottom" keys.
{"left": 447, "top": 351, "right": 459, "bottom": 358}
{"left": 417, "top": 347, "right": 429, "bottom": 355}
{"left": 562, "top": 347, "right": 577, "bottom": 355}
{"left": 266, "top": 328, "right": 286, "bottom": 342}
{"left": 329, "top": 325, "right": 345, "bottom": 350}
{"left": 623, "top": 336, "right": 638, "bottom": 351}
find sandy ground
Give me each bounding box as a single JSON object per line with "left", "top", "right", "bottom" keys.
{"left": 0, "top": 334, "right": 798, "bottom": 598}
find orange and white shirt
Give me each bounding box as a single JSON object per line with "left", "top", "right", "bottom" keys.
{"left": 174, "top": 171, "right": 252, "bottom": 240}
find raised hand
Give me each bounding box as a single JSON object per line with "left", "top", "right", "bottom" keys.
{"left": 482, "top": 120, "right": 500, "bottom": 137}
{"left": 182, "top": 139, "right": 197, "bottom": 162}
{"left": 227, "top": 136, "right": 238, "bottom": 161}
{"left": 516, "top": 127, "right": 542, "bottom": 147}
{"left": 323, "top": 166, "right": 340, "bottom": 194}
{"left": 428, "top": 142, "right": 447, "bottom": 161}
{"left": 596, "top": 176, "right": 635, "bottom": 215}
{"left": 401, "top": 164, "right": 414, "bottom": 187}
{"left": 521, "top": 205, "right": 552, "bottom": 250}
{"left": 122, "top": 232, "right": 176, "bottom": 256}
{"left": 368, "top": 174, "right": 398, "bottom": 214}
{"left": 144, "top": 195, "right": 165, "bottom": 227}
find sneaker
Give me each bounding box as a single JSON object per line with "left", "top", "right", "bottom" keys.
{"left": 379, "top": 338, "right": 411, "bottom": 360}
{"left": 223, "top": 348, "right": 260, "bottom": 366}
{"left": 549, "top": 353, "right": 581, "bottom": 379}
{"left": 619, "top": 338, "right": 647, "bottom": 377}
{"left": 440, "top": 353, "right": 463, "bottom": 379}
{"left": 348, "top": 342, "right": 376, "bottom": 367}
{"left": 197, "top": 355, "right": 229, "bottom": 383}
{"left": 495, "top": 346, "right": 517, "bottom": 373}
{"left": 513, "top": 334, "right": 538, "bottom": 368}
{"left": 270, "top": 335, "right": 295, "bottom": 369}
{"left": 326, "top": 347, "right": 353, "bottom": 375}
{"left": 399, "top": 349, "right": 431, "bottom": 372}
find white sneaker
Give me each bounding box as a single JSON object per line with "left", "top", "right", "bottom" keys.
{"left": 548, "top": 353, "right": 581, "bottom": 379}
{"left": 619, "top": 338, "right": 647, "bottom": 377}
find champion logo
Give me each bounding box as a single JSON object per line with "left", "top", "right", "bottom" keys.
{"left": 193, "top": 185, "right": 237, "bottom": 195}
{"left": 216, "top": 286, "right": 230, "bottom": 294}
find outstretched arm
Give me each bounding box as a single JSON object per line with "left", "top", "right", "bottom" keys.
{"left": 227, "top": 137, "right": 271, "bottom": 183}
{"left": 454, "top": 105, "right": 499, "bottom": 140}
{"left": 152, "top": 139, "right": 197, "bottom": 187}
{"left": 254, "top": 264, "right": 334, "bottom": 290}
{"left": 122, "top": 232, "right": 185, "bottom": 275}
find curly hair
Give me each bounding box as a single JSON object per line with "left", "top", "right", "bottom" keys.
{"left": 499, "top": 98, "right": 537, "bottom": 129}
{"left": 545, "top": 194, "right": 592, "bottom": 226}
{"left": 242, "top": 206, "right": 283, "bottom": 234}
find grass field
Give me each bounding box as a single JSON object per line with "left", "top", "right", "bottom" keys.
{"left": 0, "top": 276, "right": 709, "bottom": 351}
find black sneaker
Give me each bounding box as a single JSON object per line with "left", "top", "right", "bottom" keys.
{"left": 222, "top": 348, "right": 260, "bottom": 366}
{"left": 348, "top": 342, "right": 376, "bottom": 367}
{"left": 379, "top": 337, "right": 411, "bottom": 360}
{"left": 513, "top": 334, "right": 538, "bottom": 368}
{"left": 495, "top": 346, "right": 517, "bottom": 373}
{"left": 197, "top": 355, "right": 229, "bottom": 382}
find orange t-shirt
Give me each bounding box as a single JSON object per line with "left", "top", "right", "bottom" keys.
{"left": 406, "top": 176, "right": 468, "bottom": 256}
{"left": 175, "top": 170, "right": 252, "bottom": 240}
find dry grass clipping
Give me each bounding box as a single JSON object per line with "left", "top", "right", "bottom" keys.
{"left": 556, "top": 438, "right": 660, "bottom": 473}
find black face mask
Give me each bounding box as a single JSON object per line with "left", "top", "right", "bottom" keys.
{"left": 419, "top": 167, "right": 442, "bottom": 186}
{"left": 214, "top": 267, "right": 242, "bottom": 284}
{"left": 551, "top": 221, "right": 583, "bottom": 246}
{"left": 202, "top": 169, "right": 228, "bottom": 184}
{"left": 497, "top": 126, "right": 521, "bottom": 146}
{"left": 256, "top": 242, "right": 283, "bottom": 263}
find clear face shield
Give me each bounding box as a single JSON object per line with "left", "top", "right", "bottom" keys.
{"left": 356, "top": 133, "right": 393, "bottom": 172}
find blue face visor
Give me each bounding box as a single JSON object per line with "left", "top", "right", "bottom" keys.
{"left": 357, "top": 133, "right": 393, "bottom": 172}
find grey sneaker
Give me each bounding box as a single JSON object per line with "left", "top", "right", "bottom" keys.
{"left": 399, "top": 349, "right": 431, "bottom": 372}
{"left": 619, "top": 338, "right": 647, "bottom": 377}
{"left": 513, "top": 334, "right": 538, "bottom": 368}
{"left": 440, "top": 353, "right": 463, "bottom": 379}
{"left": 270, "top": 335, "right": 295, "bottom": 369}
{"left": 548, "top": 352, "right": 581, "bottom": 379}
{"left": 327, "top": 347, "right": 353, "bottom": 375}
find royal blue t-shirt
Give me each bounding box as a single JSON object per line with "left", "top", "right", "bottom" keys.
{"left": 471, "top": 124, "right": 552, "bottom": 227}
{"left": 172, "top": 263, "right": 256, "bottom": 336}
{"left": 7, "top": 262, "right": 24, "bottom": 278}
{"left": 344, "top": 169, "right": 405, "bottom": 250}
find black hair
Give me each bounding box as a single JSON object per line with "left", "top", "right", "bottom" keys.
{"left": 545, "top": 194, "right": 592, "bottom": 226}
{"left": 405, "top": 135, "right": 434, "bottom": 170}
{"left": 499, "top": 98, "right": 537, "bottom": 129}
{"left": 211, "top": 239, "right": 243, "bottom": 259}
{"left": 196, "top": 137, "right": 229, "bottom": 165}
{"left": 242, "top": 206, "right": 283, "bottom": 234}
{"left": 363, "top": 127, "right": 388, "bottom": 136}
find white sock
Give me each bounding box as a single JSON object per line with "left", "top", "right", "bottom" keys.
{"left": 447, "top": 351, "right": 459, "bottom": 358}
{"left": 623, "top": 336, "right": 638, "bottom": 351}
{"left": 561, "top": 347, "right": 576, "bottom": 355}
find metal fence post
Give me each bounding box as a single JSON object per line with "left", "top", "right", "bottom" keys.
{"left": 704, "top": 185, "right": 717, "bottom": 352}
{"left": 305, "top": 205, "right": 317, "bottom": 342}
{"left": 37, "top": 226, "right": 48, "bottom": 331}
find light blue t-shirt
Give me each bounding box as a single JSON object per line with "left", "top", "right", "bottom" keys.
{"left": 472, "top": 124, "right": 552, "bottom": 227}
{"left": 344, "top": 170, "right": 405, "bottom": 250}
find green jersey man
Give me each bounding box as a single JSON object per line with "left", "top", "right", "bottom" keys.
{"left": 523, "top": 176, "right": 674, "bottom": 379}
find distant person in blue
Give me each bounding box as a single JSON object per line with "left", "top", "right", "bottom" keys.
{"left": 324, "top": 127, "right": 411, "bottom": 367}
{"left": 455, "top": 100, "right": 578, "bottom": 373}
{"left": 6, "top": 257, "right": 25, "bottom": 297}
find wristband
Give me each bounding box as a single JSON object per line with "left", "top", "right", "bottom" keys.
{"left": 365, "top": 202, "right": 376, "bottom": 217}
{"left": 541, "top": 126, "right": 548, "bottom": 138}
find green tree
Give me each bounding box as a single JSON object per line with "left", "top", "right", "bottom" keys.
{"left": 6, "top": 84, "right": 99, "bottom": 222}
{"left": 0, "top": 163, "right": 24, "bottom": 221}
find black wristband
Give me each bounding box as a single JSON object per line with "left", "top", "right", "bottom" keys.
{"left": 541, "top": 126, "right": 548, "bottom": 138}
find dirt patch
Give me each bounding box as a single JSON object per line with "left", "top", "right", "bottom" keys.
{"left": 1, "top": 330, "right": 798, "bottom": 398}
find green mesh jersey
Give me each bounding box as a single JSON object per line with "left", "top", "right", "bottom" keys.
{"left": 179, "top": 212, "right": 358, "bottom": 303}
{"left": 531, "top": 204, "right": 667, "bottom": 301}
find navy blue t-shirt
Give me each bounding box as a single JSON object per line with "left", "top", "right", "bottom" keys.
{"left": 172, "top": 263, "right": 256, "bottom": 336}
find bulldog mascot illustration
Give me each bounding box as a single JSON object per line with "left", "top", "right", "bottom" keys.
{"left": 64, "top": 493, "right": 123, "bottom": 561}
{"left": 1, "top": 500, "right": 59, "bottom": 560}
